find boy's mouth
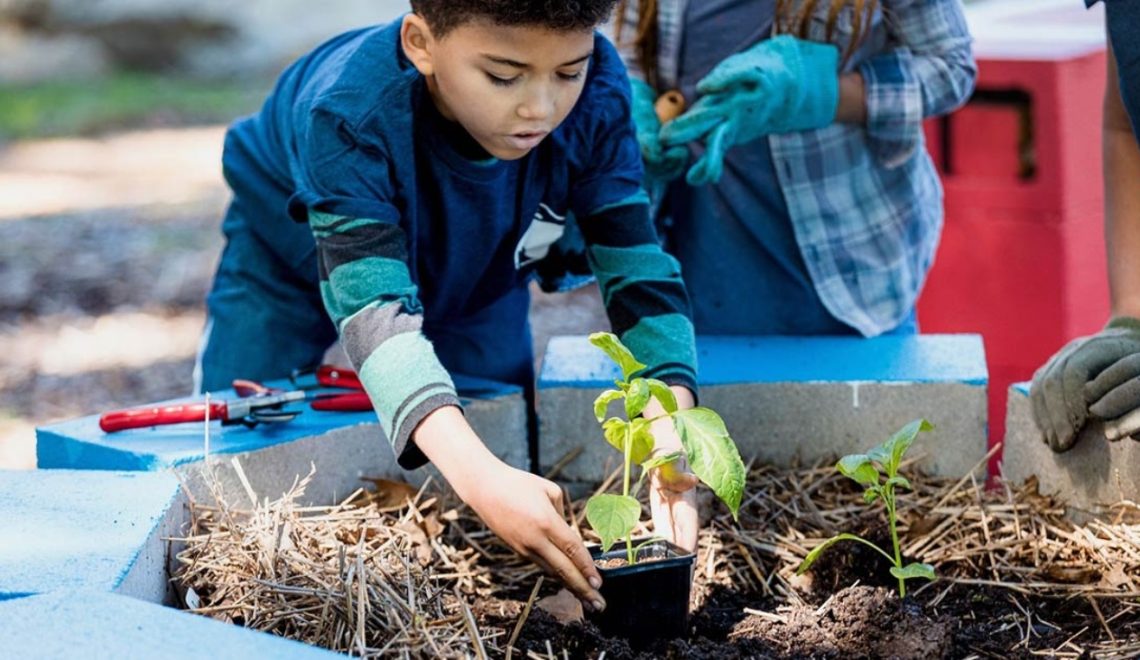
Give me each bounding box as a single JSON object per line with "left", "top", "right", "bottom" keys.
{"left": 503, "top": 130, "right": 549, "bottom": 151}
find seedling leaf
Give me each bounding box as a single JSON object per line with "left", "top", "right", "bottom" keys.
{"left": 589, "top": 332, "right": 647, "bottom": 380}
{"left": 883, "top": 419, "right": 934, "bottom": 475}
{"left": 890, "top": 562, "right": 936, "bottom": 582}
{"left": 602, "top": 418, "right": 653, "bottom": 464}
{"left": 885, "top": 475, "right": 913, "bottom": 491}
{"left": 628, "top": 418, "right": 655, "bottom": 465}
{"left": 863, "top": 487, "right": 880, "bottom": 504}
{"left": 602, "top": 418, "right": 627, "bottom": 453}
{"left": 625, "top": 379, "right": 651, "bottom": 419}
{"left": 797, "top": 533, "right": 895, "bottom": 574}
{"left": 634, "top": 451, "right": 681, "bottom": 496}
{"left": 593, "top": 390, "right": 623, "bottom": 423}
{"left": 641, "top": 450, "right": 682, "bottom": 472}
{"left": 837, "top": 454, "right": 880, "bottom": 487}
{"left": 646, "top": 379, "right": 678, "bottom": 414}
{"left": 585, "top": 494, "right": 641, "bottom": 552}
{"left": 673, "top": 407, "right": 745, "bottom": 519}
{"left": 867, "top": 444, "right": 892, "bottom": 469}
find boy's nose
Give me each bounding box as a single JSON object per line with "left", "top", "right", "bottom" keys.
{"left": 517, "top": 86, "right": 556, "bottom": 121}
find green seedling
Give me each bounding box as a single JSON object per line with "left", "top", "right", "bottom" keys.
{"left": 584, "top": 332, "right": 746, "bottom": 566}
{"left": 796, "top": 419, "right": 936, "bottom": 597}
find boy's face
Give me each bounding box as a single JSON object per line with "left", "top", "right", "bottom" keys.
{"left": 402, "top": 16, "right": 595, "bottom": 160}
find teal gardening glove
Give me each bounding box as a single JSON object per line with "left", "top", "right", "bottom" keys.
{"left": 660, "top": 35, "right": 840, "bottom": 186}
{"left": 1030, "top": 316, "right": 1140, "bottom": 451}
{"left": 630, "top": 78, "right": 689, "bottom": 186}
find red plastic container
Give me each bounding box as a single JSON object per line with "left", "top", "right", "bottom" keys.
{"left": 918, "top": 0, "right": 1110, "bottom": 474}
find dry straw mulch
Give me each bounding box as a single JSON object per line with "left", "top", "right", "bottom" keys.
{"left": 175, "top": 450, "right": 1140, "bottom": 659}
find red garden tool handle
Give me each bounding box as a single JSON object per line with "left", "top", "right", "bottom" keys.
{"left": 310, "top": 392, "right": 372, "bottom": 412}
{"left": 315, "top": 365, "right": 364, "bottom": 390}
{"left": 99, "top": 402, "right": 229, "bottom": 433}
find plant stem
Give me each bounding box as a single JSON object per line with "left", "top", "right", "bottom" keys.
{"left": 623, "top": 425, "right": 635, "bottom": 566}
{"left": 885, "top": 489, "right": 905, "bottom": 597}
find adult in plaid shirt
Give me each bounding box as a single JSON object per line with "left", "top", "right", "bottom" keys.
{"left": 616, "top": 0, "right": 976, "bottom": 338}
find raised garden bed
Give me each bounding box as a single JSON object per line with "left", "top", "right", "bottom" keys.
{"left": 175, "top": 460, "right": 1140, "bottom": 659}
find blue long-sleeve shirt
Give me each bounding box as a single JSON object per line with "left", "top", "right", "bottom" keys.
{"left": 222, "top": 20, "right": 697, "bottom": 468}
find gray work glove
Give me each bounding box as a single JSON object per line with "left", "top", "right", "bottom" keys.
{"left": 1030, "top": 316, "right": 1140, "bottom": 451}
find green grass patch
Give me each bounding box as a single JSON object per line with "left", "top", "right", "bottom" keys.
{"left": 0, "top": 74, "right": 271, "bottom": 140}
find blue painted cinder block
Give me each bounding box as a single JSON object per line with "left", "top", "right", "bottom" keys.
{"left": 540, "top": 334, "right": 988, "bottom": 388}
{"left": 0, "top": 470, "right": 179, "bottom": 599}
{"left": 36, "top": 375, "right": 520, "bottom": 472}
{"left": 0, "top": 590, "right": 341, "bottom": 658}
{"left": 539, "top": 334, "right": 989, "bottom": 480}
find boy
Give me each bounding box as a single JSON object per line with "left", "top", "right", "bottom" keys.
{"left": 196, "top": 1, "right": 700, "bottom": 612}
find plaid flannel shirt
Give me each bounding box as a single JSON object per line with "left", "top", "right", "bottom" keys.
{"left": 617, "top": 0, "right": 976, "bottom": 336}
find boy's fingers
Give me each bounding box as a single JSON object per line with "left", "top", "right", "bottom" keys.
{"left": 539, "top": 479, "right": 603, "bottom": 596}
{"left": 551, "top": 520, "right": 602, "bottom": 587}
{"left": 536, "top": 537, "right": 605, "bottom": 612}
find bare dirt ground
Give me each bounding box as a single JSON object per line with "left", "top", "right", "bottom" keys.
{"left": 0, "top": 126, "right": 606, "bottom": 469}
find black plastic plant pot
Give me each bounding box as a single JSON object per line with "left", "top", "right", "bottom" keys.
{"left": 586, "top": 539, "right": 695, "bottom": 646}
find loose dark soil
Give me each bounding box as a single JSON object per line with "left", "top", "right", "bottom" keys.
{"left": 476, "top": 564, "right": 1135, "bottom": 659}
{"left": 465, "top": 512, "right": 1138, "bottom": 659}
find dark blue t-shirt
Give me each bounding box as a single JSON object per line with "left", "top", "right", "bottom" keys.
{"left": 221, "top": 18, "right": 644, "bottom": 322}
{"left": 1089, "top": 0, "right": 1140, "bottom": 138}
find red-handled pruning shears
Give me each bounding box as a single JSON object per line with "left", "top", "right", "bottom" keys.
{"left": 288, "top": 365, "right": 372, "bottom": 412}
{"left": 97, "top": 365, "right": 373, "bottom": 434}
{"left": 99, "top": 388, "right": 306, "bottom": 433}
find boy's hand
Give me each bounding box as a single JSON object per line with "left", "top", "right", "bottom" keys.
{"left": 646, "top": 387, "right": 699, "bottom": 552}
{"left": 463, "top": 464, "right": 606, "bottom": 612}
{"left": 413, "top": 406, "right": 605, "bottom": 612}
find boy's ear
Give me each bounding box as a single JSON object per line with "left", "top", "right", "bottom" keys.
{"left": 401, "top": 14, "right": 436, "bottom": 77}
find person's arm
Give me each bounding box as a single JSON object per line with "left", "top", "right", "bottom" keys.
{"left": 643, "top": 386, "right": 700, "bottom": 551}
{"left": 308, "top": 210, "right": 606, "bottom": 612}
{"left": 857, "top": 0, "right": 977, "bottom": 165}
{"left": 414, "top": 408, "right": 605, "bottom": 610}
{"left": 1103, "top": 44, "right": 1140, "bottom": 318}
{"left": 577, "top": 195, "right": 701, "bottom": 550}
{"left": 1028, "top": 37, "right": 1140, "bottom": 450}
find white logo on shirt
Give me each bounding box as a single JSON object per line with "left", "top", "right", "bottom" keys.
{"left": 515, "top": 203, "right": 567, "bottom": 269}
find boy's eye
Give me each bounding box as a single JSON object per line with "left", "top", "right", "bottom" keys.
{"left": 486, "top": 73, "right": 520, "bottom": 87}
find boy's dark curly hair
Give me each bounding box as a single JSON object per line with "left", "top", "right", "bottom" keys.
{"left": 409, "top": 0, "right": 618, "bottom": 36}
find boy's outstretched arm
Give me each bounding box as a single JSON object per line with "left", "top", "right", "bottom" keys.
{"left": 578, "top": 198, "right": 701, "bottom": 550}
{"left": 308, "top": 211, "right": 604, "bottom": 610}
{"left": 414, "top": 406, "right": 605, "bottom": 611}
{"left": 644, "top": 386, "right": 700, "bottom": 552}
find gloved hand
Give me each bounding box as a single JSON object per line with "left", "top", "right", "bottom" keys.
{"left": 1030, "top": 316, "right": 1140, "bottom": 451}
{"left": 630, "top": 78, "right": 689, "bottom": 186}
{"left": 660, "top": 35, "right": 840, "bottom": 185}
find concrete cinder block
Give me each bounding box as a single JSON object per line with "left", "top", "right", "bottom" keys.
{"left": 37, "top": 375, "right": 528, "bottom": 507}
{"left": 0, "top": 470, "right": 188, "bottom": 603}
{"left": 0, "top": 590, "right": 340, "bottom": 659}
{"left": 1002, "top": 383, "right": 1140, "bottom": 512}
{"left": 539, "top": 335, "right": 989, "bottom": 481}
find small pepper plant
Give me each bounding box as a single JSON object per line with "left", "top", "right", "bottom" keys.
{"left": 796, "top": 419, "right": 936, "bottom": 597}
{"left": 584, "top": 332, "right": 746, "bottom": 566}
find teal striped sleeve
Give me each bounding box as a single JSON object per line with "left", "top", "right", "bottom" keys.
{"left": 311, "top": 211, "right": 459, "bottom": 468}
{"left": 578, "top": 197, "right": 698, "bottom": 396}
